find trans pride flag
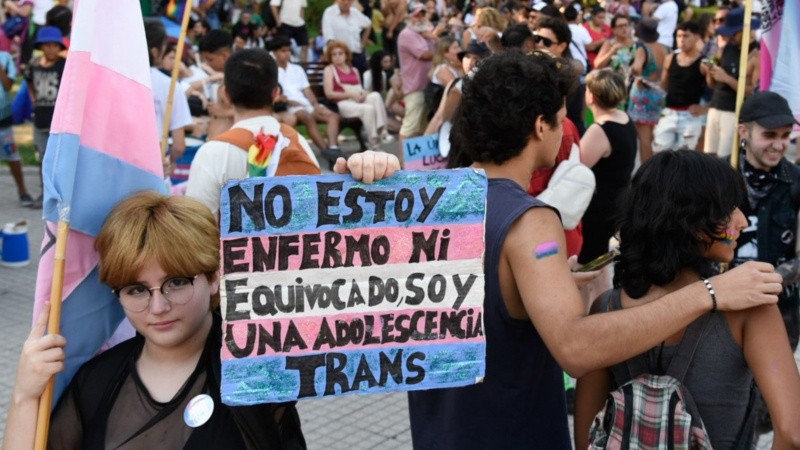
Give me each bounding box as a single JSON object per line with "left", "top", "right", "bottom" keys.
{"left": 760, "top": 0, "right": 800, "bottom": 125}
{"left": 34, "top": 0, "right": 166, "bottom": 402}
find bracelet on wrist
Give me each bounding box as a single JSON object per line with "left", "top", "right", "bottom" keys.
{"left": 702, "top": 278, "right": 717, "bottom": 313}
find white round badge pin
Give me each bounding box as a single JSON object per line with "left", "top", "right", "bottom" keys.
{"left": 184, "top": 394, "right": 214, "bottom": 428}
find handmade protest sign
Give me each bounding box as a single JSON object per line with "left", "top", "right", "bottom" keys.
{"left": 403, "top": 134, "right": 448, "bottom": 170}
{"left": 219, "top": 169, "right": 487, "bottom": 405}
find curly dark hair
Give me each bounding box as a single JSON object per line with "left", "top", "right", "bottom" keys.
{"left": 449, "top": 50, "right": 576, "bottom": 165}
{"left": 614, "top": 150, "right": 746, "bottom": 299}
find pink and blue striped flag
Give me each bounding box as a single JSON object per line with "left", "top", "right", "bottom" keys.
{"left": 760, "top": 0, "right": 800, "bottom": 126}
{"left": 34, "top": 0, "right": 166, "bottom": 402}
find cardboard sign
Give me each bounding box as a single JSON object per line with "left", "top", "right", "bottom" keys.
{"left": 402, "top": 134, "right": 448, "bottom": 170}
{"left": 219, "top": 169, "right": 487, "bottom": 405}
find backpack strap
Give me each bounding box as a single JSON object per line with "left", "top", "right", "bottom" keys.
{"left": 210, "top": 127, "right": 255, "bottom": 151}
{"left": 599, "top": 289, "right": 650, "bottom": 386}
{"left": 665, "top": 314, "right": 713, "bottom": 383}
{"left": 210, "top": 125, "right": 321, "bottom": 177}
{"left": 732, "top": 381, "right": 759, "bottom": 450}
{"left": 275, "top": 123, "right": 321, "bottom": 176}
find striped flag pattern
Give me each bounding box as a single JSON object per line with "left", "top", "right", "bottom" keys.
{"left": 33, "top": 0, "right": 166, "bottom": 402}
{"left": 760, "top": 0, "right": 800, "bottom": 125}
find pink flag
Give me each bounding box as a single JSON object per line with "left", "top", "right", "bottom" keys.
{"left": 760, "top": 0, "right": 800, "bottom": 127}
{"left": 35, "top": 0, "right": 166, "bottom": 402}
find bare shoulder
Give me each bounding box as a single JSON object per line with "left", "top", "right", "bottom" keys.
{"left": 506, "top": 204, "right": 562, "bottom": 239}
{"left": 502, "top": 205, "right": 565, "bottom": 264}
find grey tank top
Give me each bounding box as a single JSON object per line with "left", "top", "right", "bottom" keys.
{"left": 603, "top": 289, "right": 757, "bottom": 449}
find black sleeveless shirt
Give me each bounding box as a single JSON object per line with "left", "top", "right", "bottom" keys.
{"left": 665, "top": 55, "right": 705, "bottom": 108}
{"left": 408, "top": 178, "right": 571, "bottom": 449}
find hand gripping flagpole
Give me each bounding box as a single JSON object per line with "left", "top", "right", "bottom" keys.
{"left": 161, "top": 0, "right": 194, "bottom": 160}
{"left": 34, "top": 212, "right": 70, "bottom": 450}
{"left": 730, "top": 0, "right": 755, "bottom": 168}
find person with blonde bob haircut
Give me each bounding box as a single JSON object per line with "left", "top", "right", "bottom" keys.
{"left": 96, "top": 192, "right": 222, "bottom": 310}
{"left": 323, "top": 40, "right": 391, "bottom": 150}
{"left": 3, "top": 150, "right": 400, "bottom": 450}
{"left": 4, "top": 192, "right": 305, "bottom": 449}
{"left": 578, "top": 69, "right": 637, "bottom": 270}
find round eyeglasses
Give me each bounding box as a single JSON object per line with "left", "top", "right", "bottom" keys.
{"left": 112, "top": 275, "right": 198, "bottom": 313}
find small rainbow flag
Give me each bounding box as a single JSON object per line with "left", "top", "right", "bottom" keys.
{"left": 165, "top": 0, "right": 186, "bottom": 21}
{"left": 247, "top": 130, "right": 277, "bottom": 177}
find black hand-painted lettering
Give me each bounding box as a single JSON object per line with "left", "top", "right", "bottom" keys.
{"left": 317, "top": 182, "right": 343, "bottom": 226}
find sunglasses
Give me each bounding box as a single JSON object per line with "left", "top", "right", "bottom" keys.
{"left": 532, "top": 34, "right": 555, "bottom": 47}
{"left": 713, "top": 17, "right": 725, "bottom": 24}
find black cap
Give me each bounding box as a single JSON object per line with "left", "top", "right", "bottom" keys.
{"left": 739, "top": 91, "right": 799, "bottom": 129}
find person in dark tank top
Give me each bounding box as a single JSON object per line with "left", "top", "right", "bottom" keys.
{"left": 574, "top": 150, "right": 800, "bottom": 449}
{"left": 408, "top": 50, "right": 783, "bottom": 450}
{"left": 578, "top": 69, "right": 636, "bottom": 271}
{"left": 653, "top": 21, "right": 709, "bottom": 152}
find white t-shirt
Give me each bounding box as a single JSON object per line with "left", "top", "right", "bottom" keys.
{"left": 271, "top": 0, "right": 307, "bottom": 27}
{"left": 150, "top": 67, "right": 193, "bottom": 142}
{"left": 185, "top": 115, "right": 317, "bottom": 216}
{"left": 277, "top": 62, "right": 311, "bottom": 107}
{"left": 653, "top": 0, "right": 678, "bottom": 48}
{"left": 321, "top": 4, "right": 372, "bottom": 53}
{"left": 31, "top": 0, "right": 53, "bottom": 25}
{"left": 568, "top": 23, "right": 592, "bottom": 73}
{"left": 362, "top": 69, "right": 388, "bottom": 95}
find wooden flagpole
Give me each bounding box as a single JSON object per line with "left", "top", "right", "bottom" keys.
{"left": 33, "top": 220, "right": 70, "bottom": 450}
{"left": 730, "top": 0, "right": 754, "bottom": 168}
{"left": 161, "top": 1, "right": 194, "bottom": 160}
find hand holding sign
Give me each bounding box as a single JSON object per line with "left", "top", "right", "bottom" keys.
{"left": 333, "top": 150, "right": 401, "bottom": 184}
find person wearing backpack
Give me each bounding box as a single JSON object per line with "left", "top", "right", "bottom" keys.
{"left": 185, "top": 48, "right": 399, "bottom": 217}
{"left": 574, "top": 150, "right": 800, "bottom": 449}
{"left": 185, "top": 48, "right": 321, "bottom": 217}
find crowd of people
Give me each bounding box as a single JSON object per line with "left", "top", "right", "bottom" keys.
{"left": 0, "top": 0, "right": 774, "bottom": 192}
{"left": 2, "top": 0, "right": 800, "bottom": 449}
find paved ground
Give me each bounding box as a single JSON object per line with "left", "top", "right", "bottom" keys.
{"left": 0, "top": 135, "right": 796, "bottom": 449}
